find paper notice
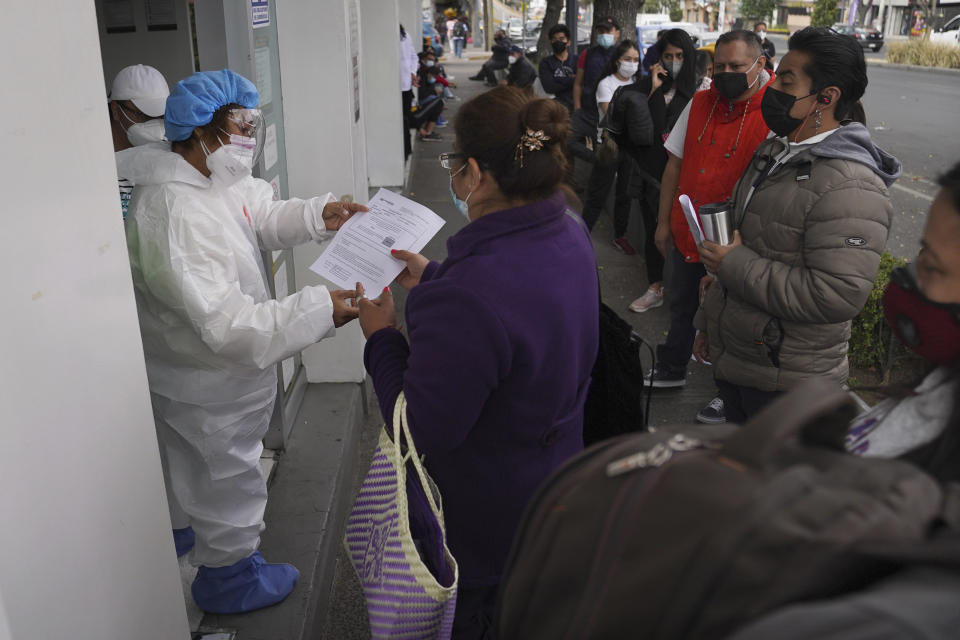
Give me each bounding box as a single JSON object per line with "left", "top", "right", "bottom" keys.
{"left": 308, "top": 188, "right": 445, "bottom": 294}
{"left": 679, "top": 194, "right": 705, "bottom": 246}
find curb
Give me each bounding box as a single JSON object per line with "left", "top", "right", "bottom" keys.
{"left": 866, "top": 58, "right": 960, "bottom": 76}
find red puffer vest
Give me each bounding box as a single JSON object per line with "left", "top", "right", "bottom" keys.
{"left": 670, "top": 76, "right": 774, "bottom": 262}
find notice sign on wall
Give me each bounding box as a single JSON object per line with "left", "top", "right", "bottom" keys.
{"left": 145, "top": 0, "right": 177, "bottom": 31}
{"left": 103, "top": 0, "right": 135, "bottom": 33}
{"left": 251, "top": 0, "right": 270, "bottom": 29}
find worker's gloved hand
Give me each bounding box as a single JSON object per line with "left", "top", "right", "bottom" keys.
{"left": 322, "top": 200, "right": 368, "bottom": 231}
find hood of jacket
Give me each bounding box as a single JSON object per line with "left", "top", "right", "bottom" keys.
{"left": 809, "top": 122, "right": 902, "bottom": 187}
{"left": 115, "top": 142, "right": 210, "bottom": 188}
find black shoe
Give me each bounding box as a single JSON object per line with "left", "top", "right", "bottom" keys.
{"left": 469, "top": 74, "right": 484, "bottom": 81}
{"left": 644, "top": 363, "right": 686, "bottom": 389}
{"left": 696, "top": 397, "right": 727, "bottom": 424}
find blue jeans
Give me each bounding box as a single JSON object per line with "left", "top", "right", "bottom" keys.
{"left": 453, "top": 37, "right": 465, "bottom": 58}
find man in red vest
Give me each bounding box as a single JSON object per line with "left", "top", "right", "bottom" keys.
{"left": 649, "top": 31, "right": 774, "bottom": 423}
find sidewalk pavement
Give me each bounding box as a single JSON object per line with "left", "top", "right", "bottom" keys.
{"left": 320, "top": 54, "right": 715, "bottom": 637}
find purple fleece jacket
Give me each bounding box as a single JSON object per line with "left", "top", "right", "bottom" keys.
{"left": 363, "top": 190, "right": 599, "bottom": 587}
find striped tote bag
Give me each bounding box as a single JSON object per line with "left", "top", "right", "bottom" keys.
{"left": 345, "top": 392, "right": 459, "bottom": 639}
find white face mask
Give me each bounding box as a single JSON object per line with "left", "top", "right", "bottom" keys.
{"left": 756, "top": 31, "right": 767, "bottom": 41}
{"left": 425, "top": 60, "right": 436, "bottom": 67}
{"left": 125, "top": 119, "right": 167, "bottom": 146}
{"left": 619, "top": 60, "right": 639, "bottom": 77}
{"left": 666, "top": 60, "right": 684, "bottom": 78}
{"left": 119, "top": 106, "right": 167, "bottom": 146}
{"left": 508, "top": 55, "right": 519, "bottom": 64}
{"left": 201, "top": 133, "right": 256, "bottom": 188}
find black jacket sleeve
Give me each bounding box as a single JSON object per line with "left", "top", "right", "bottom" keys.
{"left": 538, "top": 58, "right": 574, "bottom": 94}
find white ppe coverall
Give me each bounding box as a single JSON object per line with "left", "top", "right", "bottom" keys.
{"left": 124, "top": 144, "right": 338, "bottom": 567}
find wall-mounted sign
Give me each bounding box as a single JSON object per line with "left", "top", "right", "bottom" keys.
{"left": 103, "top": 0, "right": 136, "bottom": 33}
{"left": 146, "top": 0, "right": 177, "bottom": 31}
{"left": 251, "top": 0, "right": 270, "bottom": 29}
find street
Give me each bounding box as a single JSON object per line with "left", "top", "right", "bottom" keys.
{"left": 768, "top": 33, "right": 958, "bottom": 257}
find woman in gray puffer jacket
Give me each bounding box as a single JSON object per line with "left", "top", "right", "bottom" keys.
{"left": 694, "top": 27, "right": 902, "bottom": 422}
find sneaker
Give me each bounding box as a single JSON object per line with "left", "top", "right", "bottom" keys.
{"left": 696, "top": 396, "right": 727, "bottom": 424}
{"left": 469, "top": 74, "right": 484, "bottom": 81}
{"left": 628, "top": 286, "right": 664, "bottom": 313}
{"left": 419, "top": 132, "right": 442, "bottom": 142}
{"left": 645, "top": 363, "right": 686, "bottom": 389}
{"left": 436, "top": 117, "right": 448, "bottom": 128}
{"left": 612, "top": 237, "right": 637, "bottom": 255}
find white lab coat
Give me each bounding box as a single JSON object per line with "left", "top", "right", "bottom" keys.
{"left": 400, "top": 31, "right": 419, "bottom": 91}
{"left": 125, "top": 144, "right": 339, "bottom": 566}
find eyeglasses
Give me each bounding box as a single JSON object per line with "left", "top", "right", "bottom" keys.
{"left": 439, "top": 152, "right": 466, "bottom": 170}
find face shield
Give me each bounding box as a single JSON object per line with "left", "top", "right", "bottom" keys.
{"left": 221, "top": 108, "right": 265, "bottom": 164}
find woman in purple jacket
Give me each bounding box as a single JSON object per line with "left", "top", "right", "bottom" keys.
{"left": 358, "top": 87, "right": 599, "bottom": 638}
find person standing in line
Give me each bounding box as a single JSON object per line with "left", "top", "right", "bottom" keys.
{"left": 358, "top": 88, "right": 598, "bottom": 638}
{"left": 581, "top": 40, "right": 641, "bottom": 254}
{"left": 126, "top": 69, "right": 365, "bottom": 614}
{"left": 694, "top": 26, "right": 899, "bottom": 422}
{"left": 108, "top": 64, "right": 169, "bottom": 220}
{"left": 400, "top": 24, "right": 420, "bottom": 159}
{"left": 452, "top": 16, "right": 469, "bottom": 58}
{"left": 538, "top": 24, "right": 577, "bottom": 112}
{"left": 609, "top": 29, "right": 699, "bottom": 313}
{"left": 648, "top": 31, "right": 774, "bottom": 427}
{"left": 755, "top": 22, "right": 776, "bottom": 70}
{"left": 572, "top": 16, "right": 622, "bottom": 133}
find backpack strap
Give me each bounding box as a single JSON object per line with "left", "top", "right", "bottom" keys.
{"left": 721, "top": 378, "right": 858, "bottom": 469}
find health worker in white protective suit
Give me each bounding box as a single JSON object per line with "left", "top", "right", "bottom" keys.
{"left": 125, "top": 69, "right": 365, "bottom": 614}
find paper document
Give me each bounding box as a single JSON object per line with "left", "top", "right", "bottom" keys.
{"left": 679, "top": 194, "right": 705, "bottom": 246}
{"left": 309, "top": 188, "right": 445, "bottom": 294}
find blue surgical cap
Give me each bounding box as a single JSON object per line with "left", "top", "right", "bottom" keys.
{"left": 164, "top": 70, "right": 259, "bottom": 142}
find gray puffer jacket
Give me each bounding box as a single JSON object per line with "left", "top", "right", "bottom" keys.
{"left": 695, "top": 122, "right": 901, "bottom": 391}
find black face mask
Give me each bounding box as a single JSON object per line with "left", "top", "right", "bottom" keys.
{"left": 551, "top": 40, "right": 567, "bottom": 55}
{"left": 712, "top": 58, "right": 760, "bottom": 101}
{"left": 761, "top": 87, "right": 817, "bottom": 137}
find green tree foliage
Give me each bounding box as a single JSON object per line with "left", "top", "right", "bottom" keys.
{"left": 849, "top": 251, "right": 907, "bottom": 373}
{"left": 738, "top": 0, "right": 777, "bottom": 21}
{"left": 669, "top": 0, "right": 684, "bottom": 21}
{"left": 811, "top": 0, "right": 838, "bottom": 27}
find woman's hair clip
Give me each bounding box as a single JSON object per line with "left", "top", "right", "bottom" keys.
{"left": 514, "top": 128, "right": 551, "bottom": 167}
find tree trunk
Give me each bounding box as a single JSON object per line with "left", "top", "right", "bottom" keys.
{"left": 536, "top": 0, "right": 566, "bottom": 62}
{"left": 593, "top": 0, "right": 643, "bottom": 44}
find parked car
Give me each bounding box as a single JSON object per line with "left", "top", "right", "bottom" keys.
{"left": 422, "top": 20, "right": 444, "bottom": 56}
{"left": 931, "top": 14, "right": 960, "bottom": 46}
{"left": 507, "top": 18, "right": 523, "bottom": 40}
{"left": 832, "top": 23, "right": 884, "bottom": 51}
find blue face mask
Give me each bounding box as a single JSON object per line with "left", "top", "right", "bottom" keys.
{"left": 597, "top": 33, "right": 615, "bottom": 48}
{"left": 449, "top": 164, "right": 473, "bottom": 220}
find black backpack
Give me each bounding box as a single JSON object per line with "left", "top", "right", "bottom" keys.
{"left": 453, "top": 21, "right": 466, "bottom": 38}
{"left": 497, "top": 380, "right": 954, "bottom": 639}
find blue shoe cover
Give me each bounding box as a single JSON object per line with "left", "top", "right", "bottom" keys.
{"left": 173, "top": 527, "right": 195, "bottom": 557}
{"left": 192, "top": 552, "right": 299, "bottom": 614}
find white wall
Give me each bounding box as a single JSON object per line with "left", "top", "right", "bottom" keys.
{"left": 277, "top": 0, "right": 371, "bottom": 382}
{"left": 0, "top": 3, "right": 189, "bottom": 639}
{"left": 95, "top": 0, "right": 195, "bottom": 94}
{"left": 361, "top": 0, "right": 405, "bottom": 187}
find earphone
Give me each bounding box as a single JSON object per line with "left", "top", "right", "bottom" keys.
{"left": 817, "top": 94, "right": 832, "bottom": 105}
